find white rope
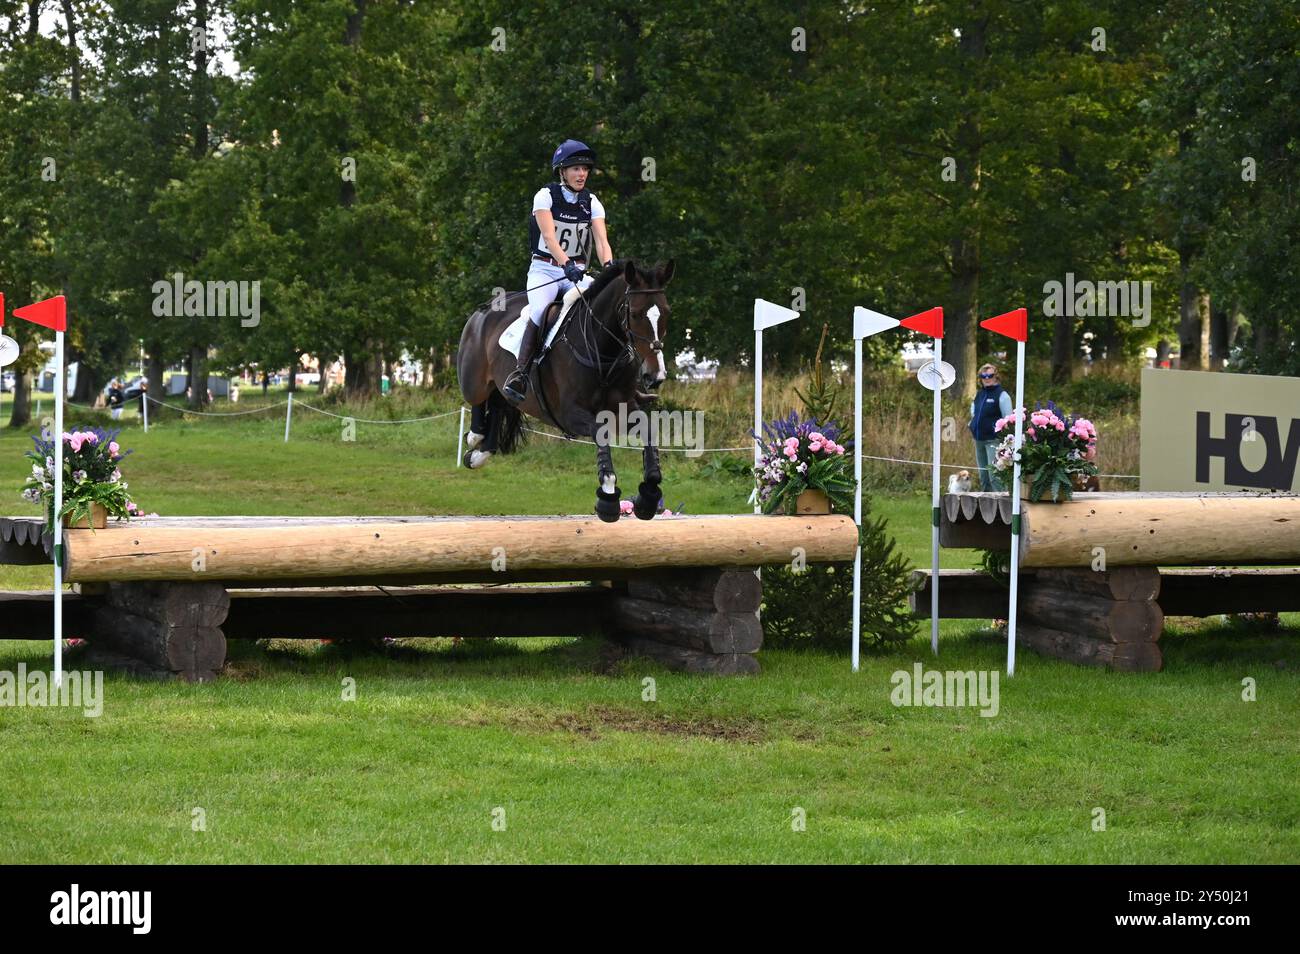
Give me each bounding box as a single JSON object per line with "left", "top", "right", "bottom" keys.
{"left": 857, "top": 451, "right": 1139, "bottom": 480}
{"left": 293, "top": 402, "right": 463, "bottom": 424}
{"left": 520, "top": 424, "right": 750, "bottom": 453}
{"left": 142, "top": 394, "right": 289, "bottom": 416}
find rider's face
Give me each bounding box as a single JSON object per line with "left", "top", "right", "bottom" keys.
{"left": 563, "top": 165, "right": 590, "bottom": 190}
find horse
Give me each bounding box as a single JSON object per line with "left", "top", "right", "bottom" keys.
{"left": 456, "top": 259, "right": 675, "bottom": 523}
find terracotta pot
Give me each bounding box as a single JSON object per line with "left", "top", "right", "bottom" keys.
{"left": 796, "top": 488, "right": 832, "bottom": 515}
{"left": 63, "top": 502, "right": 107, "bottom": 530}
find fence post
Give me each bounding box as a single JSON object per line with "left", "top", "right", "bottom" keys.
{"left": 456, "top": 406, "right": 466, "bottom": 467}
{"left": 284, "top": 391, "right": 293, "bottom": 442}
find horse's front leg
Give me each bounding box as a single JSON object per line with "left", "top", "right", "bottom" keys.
{"left": 631, "top": 428, "right": 663, "bottom": 520}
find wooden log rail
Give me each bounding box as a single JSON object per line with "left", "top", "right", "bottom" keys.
{"left": 58, "top": 514, "right": 858, "bottom": 583}
{"left": 940, "top": 492, "right": 1300, "bottom": 567}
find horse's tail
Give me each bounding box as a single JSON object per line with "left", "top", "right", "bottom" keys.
{"left": 488, "top": 389, "right": 526, "bottom": 455}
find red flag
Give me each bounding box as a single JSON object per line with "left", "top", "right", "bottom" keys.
{"left": 0, "top": 292, "right": 5, "bottom": 326}
{"left": 13, "top": 295, "right": 66, "bottom": 332}
{"left": 899, "top": 306, "right": 943, "bottom": 339}
{"left": 980, "top": 307, "right": 1027, "bottom": 342}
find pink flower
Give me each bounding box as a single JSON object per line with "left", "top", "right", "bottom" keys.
{"left": 784, "top": 445, "right": 798, "bottom": 460}
{"left": 661, "top": 509, "right": 674, "bottom": 516}
{"left": 83, "top": 431, "right": 99, "bottom": 444}
{"left": 67, "top": 433, "right": 84, "bottom": 452}
{"left": 1084, "top": 445, "right": 1097, "bottom": 461}
{"left": 1026, "top": 427, "right": 1036, "bottom": 439}
{"left": 108, "top": 441, "right": 120, "bottom": 456}
{"left": 619, "top": 500, "right": 634, "bottom": 514}
{"left": 1055, "top": 421, "right": 1065, "bottom": 431}
{"left": 834, "top": 443, "right": 845, "bottom": 455}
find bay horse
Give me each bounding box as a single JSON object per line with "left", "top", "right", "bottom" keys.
{"left": 456, "top": 259, "right": 674, "bottom": 522}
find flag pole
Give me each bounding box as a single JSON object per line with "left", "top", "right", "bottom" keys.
{"left": 976, "top": 307, "right": 1029, "bottom": 677}
{"left": 852, "top": 330, "right": 862, "bottom": 672}
{"left": 929, "top": 336, "right": 943, "bottom": 655}
{"left": 1007, "top": 337, "right": 1027, "bottom": 676}
{"left": 53, "top": 327, "right": 64, "bottom": 688}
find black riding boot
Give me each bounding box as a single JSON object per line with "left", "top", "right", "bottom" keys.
{"left": 503, "top": 320, "right": 542, "bottom": 404}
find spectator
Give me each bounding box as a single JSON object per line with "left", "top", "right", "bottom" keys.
{"left": 968, "top": 363, "right": 1013, "bottom": 491}
{"left": 107, "top": 379, "right": 125, "bottom": 421}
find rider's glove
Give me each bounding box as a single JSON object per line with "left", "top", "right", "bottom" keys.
{"left": 563, "top": 261, "right": 585, "bottom": 284}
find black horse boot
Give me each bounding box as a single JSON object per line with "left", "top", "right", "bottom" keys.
{"left": 502, "top": 319, "right": 541, "bottom": 404}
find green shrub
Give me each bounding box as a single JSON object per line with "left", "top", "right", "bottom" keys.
{"left": 761, "top": 503, "right": 918, "bottom": 652}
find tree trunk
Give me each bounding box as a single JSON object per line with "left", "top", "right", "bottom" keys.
{"left": 147, "top": 349, "right": 166, "bottom": 418}
{"left": 1178, "top": 247, "right": 1208, "bottom": 370}
{"left": 947, "top": 15, "right": 987, "bottom": 400}
{"left": 188, "top": 345, "right": 209, "bottom": 409}
{"left": 1156, "top": 339, "right": 1171, "bottom": 367}
{"left": 10, "top": 369, "right": 32, "bottom": 430}
{"left": 1209, "top": 306, "right": 1230, "bottom": 370}
{"left": 1050, "top": 314, "right": 1072, "bottom": 384}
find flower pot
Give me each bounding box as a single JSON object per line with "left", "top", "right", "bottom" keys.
{"left": 63, "top": 502, "right": 107, "bottom": 530}
{"left": 796, "top": 489, "right": 831, "bottom": 515}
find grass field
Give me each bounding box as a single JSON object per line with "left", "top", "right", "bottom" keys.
{"left": 0, "top": 400, "right": 1296, "bottom": 864}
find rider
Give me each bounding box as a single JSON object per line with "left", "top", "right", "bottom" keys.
{"left": 502, "top": 138, "right": 615, "bottom": 404}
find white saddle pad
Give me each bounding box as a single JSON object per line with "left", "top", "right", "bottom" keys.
{"left": 497, "top": 289, "right": 585, "bottom": 357}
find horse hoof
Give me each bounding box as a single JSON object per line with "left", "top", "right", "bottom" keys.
{"left": 595, "top": 488, "right": 622, "bottom": 523}
{"left": 632, "top": 483, "right": 662, "bottom": 520}
{"left": 464, "top": 449, "right": 492, "bottom": 469}
{"left": 465, "top": 431, "right": 485, "bottom": 450}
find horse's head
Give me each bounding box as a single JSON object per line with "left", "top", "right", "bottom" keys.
{"left": 621, "top": 259, "right": 674, "bottom": 391}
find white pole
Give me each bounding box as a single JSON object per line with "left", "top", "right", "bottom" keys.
{"left": 753, "top": 326, "right": 762, "bottom": 515}
{"left": 53, "top": 331, "right": 64, "bottom": 688}
{"left": 142, "top": 391, "right": 149, "bottom": 432}
{"left": 284, "top": 390, "right": 293, "bottom": 442}
{"left": 456, "top": 405, "right": 466, "bottom": 467}
{"left": 930, "top": 338, "right": 942, "bottom": 656}
{"left": 1007, "top": 340, "right": 1027, "bottom": 676}
{"left": 852, "top": 333, "right": 863, "bottom": 672}
{"left": 36, "top": 398, "right": 42, "bottom": 419}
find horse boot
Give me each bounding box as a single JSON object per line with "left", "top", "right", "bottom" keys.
{"left": 502, "top": 318, "right": 541, "bottom": 404}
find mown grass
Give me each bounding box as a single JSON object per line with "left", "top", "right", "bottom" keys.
{"left": 0, "top": 396, "right": 1295, "bottom": 864}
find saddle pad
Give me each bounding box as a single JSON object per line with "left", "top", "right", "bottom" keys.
{"left": 497, "top": 299, "right": 571, "bottom": 358}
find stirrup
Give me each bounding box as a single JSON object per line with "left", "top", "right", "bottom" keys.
{"left": 502, "top": 369, "right": 528, "bottom": 403}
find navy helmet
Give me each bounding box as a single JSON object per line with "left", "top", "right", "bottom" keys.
{"left": 551, "top": 139, "right": 597, "bottom": 171}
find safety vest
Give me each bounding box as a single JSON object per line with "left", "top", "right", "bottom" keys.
{"left": 529, "top": 182, "right": 593, "bottom": 262}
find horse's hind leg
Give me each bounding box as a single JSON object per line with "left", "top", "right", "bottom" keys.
{"left": 466, "top": 402, "right": 488, "bottom": 448}
{"left": 463, "top": 401, "right": 494, "bottom": 469}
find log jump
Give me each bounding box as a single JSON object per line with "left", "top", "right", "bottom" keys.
{"left": 931, "top": 492, "right": 1300, "bottom": 672}
{"left": 0, "top": 514, "right": 859, "bottom": 681}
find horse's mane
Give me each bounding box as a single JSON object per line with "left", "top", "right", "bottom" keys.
{"left": 581, "top": 259, "right": 647, "bottom": 304}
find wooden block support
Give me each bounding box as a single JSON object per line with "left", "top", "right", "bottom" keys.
{"left": 87, "top": 581, "right": 230, "bottom": 682}
{"left": 605, "top": 568, "right": 764, "bottom": 674}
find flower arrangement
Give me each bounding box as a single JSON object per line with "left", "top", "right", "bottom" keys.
{"left": 21, "top": 427, "right": 135, "bottom": 530}
{"left": 990, "top": 401, "right": 1099, "bottom": 502}
{"left": 619, "top": 499, "right": 684, "bottom": 517}
{"left": 754, "top": 411, "right": 855, "bottom": 514}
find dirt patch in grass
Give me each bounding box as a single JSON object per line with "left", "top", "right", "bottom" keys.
{"left": 455, "top": 704, "right": 769, "bottom": 743}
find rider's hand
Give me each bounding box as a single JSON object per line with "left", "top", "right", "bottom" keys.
{"left": 563, "top": 261, "right": 585, "bottom": 284}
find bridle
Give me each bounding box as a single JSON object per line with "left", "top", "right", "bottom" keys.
{"left": 558, "top": 279, "right": 666, "bottom": 389}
